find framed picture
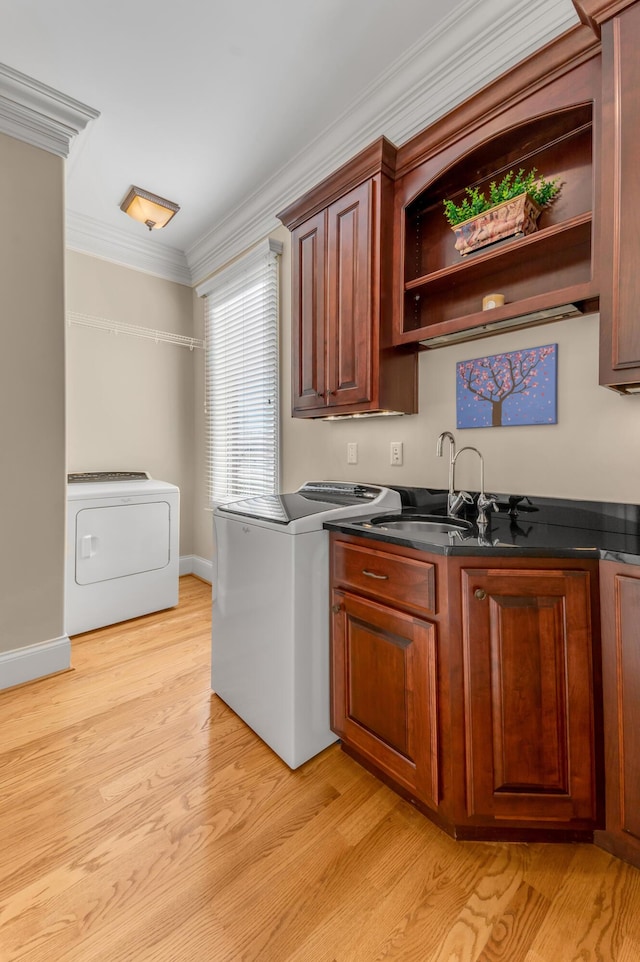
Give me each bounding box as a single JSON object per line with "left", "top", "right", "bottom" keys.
{"left": 456, "top": 343, "right": 557, "bottom": 429}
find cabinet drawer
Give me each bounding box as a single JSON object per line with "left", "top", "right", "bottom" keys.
{"left": 332, "top": 540, "right": 436, "bottom": 615}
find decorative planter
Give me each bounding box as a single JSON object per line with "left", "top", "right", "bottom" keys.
{"left": 451, "top": 193, "right": 543, "bottom": 256}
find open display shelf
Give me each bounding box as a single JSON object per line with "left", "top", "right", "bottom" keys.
{"left": 395, "top": 105, "right": 598, "bottom": 345}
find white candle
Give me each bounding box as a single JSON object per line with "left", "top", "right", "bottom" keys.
{"left": 482, "top": 293, "right": 505, "bottom": 310}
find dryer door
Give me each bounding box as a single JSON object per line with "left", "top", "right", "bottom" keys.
{"left": 75, "top": 501, "right": 171, "bottom": 585}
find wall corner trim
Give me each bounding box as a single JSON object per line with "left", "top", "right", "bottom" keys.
{"left": 0, "top": 634, "right": 71, "bottom": 692}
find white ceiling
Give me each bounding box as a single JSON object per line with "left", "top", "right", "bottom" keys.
{"left": 0, "top": 0, "right": 579, "bottom": 286}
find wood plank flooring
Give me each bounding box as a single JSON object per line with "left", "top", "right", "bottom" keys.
{"left": 1, "top": 574, "right": 640, "bottom": 961}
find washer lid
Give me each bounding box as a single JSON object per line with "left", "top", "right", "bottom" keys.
{"left": 216, "top": 482, "right": 386, "bottom": 525}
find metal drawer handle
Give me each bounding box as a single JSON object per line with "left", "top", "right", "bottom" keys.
{"left": 362, "top": 569, "right": 389, "bottom": 580}
{"left": 475, "top": 588, "right": 487, "bottom": 601}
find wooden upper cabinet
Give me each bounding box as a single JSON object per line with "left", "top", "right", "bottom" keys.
{"left": 459, "top": 564, "right": 601, "bottom": 831}
{"left": 325, "top": 182, "right": 373, "bottom": 408}
{"left": 573, "top": 0, "right": 637, "bottom": 35}
{"left": 595, "top": 2, "right": 640, "bottom": 390}
{"left": 278, "top": 138, "right": 417, "bottom": 418}
{"left": 281, "top": 8, "right": 640, "bottom": 392}
{"left": 595, "top": 561, "right": 640, "bottom": 867}
{"left": 291, "top": 184, "right": 371, "bottom": 412}
{"left": 291, "top": 210, "right": 326, "bottom": 413}
{"left": 391, "top": 27, "right": 601, "bottom": 349}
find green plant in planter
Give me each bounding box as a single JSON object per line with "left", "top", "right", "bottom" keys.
{"left": 443, "top": 167, "right": 561, "bottom": 227}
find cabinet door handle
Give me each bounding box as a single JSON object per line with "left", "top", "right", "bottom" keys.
{"left": 362, "top": 569, "right": 389, "bottom": 580}
{"left": 331, "top": 604, "right": 342, "bottom": 614}
{"left": 474, "top": 588, "right": 487, "bottom": 601}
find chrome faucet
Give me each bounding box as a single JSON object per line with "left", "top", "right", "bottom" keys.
{"left": 435, "top": 431, "right": 457, "bottom": 513}
{"left": 451, "top": 445, "right": 484, "bottom": 518}
{"left": 436, "top": 431, "right": 473, "bottom": 516}
{"left": 453, "top": 446, "right": 499, "bottom": 526}
{"left": 436, "top": 432, "right": 498, "bottom": 525}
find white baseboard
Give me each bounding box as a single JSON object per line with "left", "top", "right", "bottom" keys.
{"left": 0, "top": 560, "right": 213, "bottom": 691}
{"left": 0, "top": 635, "right": 71, "bottom": 692}
{"left": 179, "top": 554, "right": 213, "bottom": 584}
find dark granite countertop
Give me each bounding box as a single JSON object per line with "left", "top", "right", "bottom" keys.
{"left": 323, "top": 487, "right": 640, "bottom": 565}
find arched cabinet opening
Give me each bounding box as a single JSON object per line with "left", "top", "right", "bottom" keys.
{"left": 394, "top": 102, "right": 598, "bottom": 346}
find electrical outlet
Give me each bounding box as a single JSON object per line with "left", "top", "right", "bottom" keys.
{"left": 347, "top": 442, "right": 358, "bottom": 465}
{"left": 390, "top": 441, "right": 403, "bottom": 466}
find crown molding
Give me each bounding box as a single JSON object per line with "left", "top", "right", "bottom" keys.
{"left": 362, "top": 0, "right": 580, "bottom": 147}
{"left": 25, "top": 0, "right": 577, "bottom": 286}
{"left": 187, "top": 0, "right": 579, "bottom": 285}
{"left": 195, "top": 237, "right": 283, "bottom": 298}
{"left": 0, "top": 62, "right": 99, "bottom": 158}
{"left": 66, "top": 211, "right": 192, "bottom": 286}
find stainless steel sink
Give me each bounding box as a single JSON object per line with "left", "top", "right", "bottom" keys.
{"left": 363, "top": 514, "right": 474, "bottom": 535}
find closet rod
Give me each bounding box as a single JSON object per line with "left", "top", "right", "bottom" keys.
{"left": 67, "top": 311, "right": 204, "bottom": 350}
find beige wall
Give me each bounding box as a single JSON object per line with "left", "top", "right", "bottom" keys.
{"left": 0, "top": 132, "right": 66, "bottom": 654}
{"left": 281, "top": 311, "right": 640, "bottom": 502}
{"left": 65, "top": 253, "right": 195, "bottom": 555}
{"left": 192, "top": 225, "right": 640, "bottom": 563}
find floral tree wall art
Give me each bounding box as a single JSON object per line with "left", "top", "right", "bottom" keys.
{"left": 456, "top": 343, "right": 557, "bottom": 428}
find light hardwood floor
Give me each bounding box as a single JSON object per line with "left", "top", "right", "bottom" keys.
{"left": 1, "top": 574, "right": 640, "bottom": 961}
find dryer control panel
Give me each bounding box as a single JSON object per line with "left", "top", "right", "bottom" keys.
{"left": 68, "top": 471, "right": 150, "bottom": 483}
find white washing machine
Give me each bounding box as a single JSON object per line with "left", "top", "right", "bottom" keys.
{"left": 212, "top": 481, "right": 401, "bottom": 769}
{"left": 66, "top": 472, "right": 180, "bottom": 636}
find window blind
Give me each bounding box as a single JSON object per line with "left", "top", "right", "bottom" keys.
{"left": 198, "top": 238, "right": 282, "bottom": 505}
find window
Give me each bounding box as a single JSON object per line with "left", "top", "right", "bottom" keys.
{"left": 197, "top": 238, "right": 282, "bottom": 505}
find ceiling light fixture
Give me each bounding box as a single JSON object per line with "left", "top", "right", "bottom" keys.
{"left": 119, "top": 185, "right": 180, "bottom": 231}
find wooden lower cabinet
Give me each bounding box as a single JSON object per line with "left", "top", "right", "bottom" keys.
{"left": 457, "top": 563, "right": 602, "bottom": 837}
{"left": 331, "top": 589, "right": 439, "bottom": 812}
{"left": 595, "top": 561, "right": 640, "bottom": 867}
{"left": 330, "top": 534, "right": 603, "bottom": 841}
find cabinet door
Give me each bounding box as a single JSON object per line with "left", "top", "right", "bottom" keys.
{"left": 461, "top": 567, "right": 598, "bottom": 828}
{"left": 599, "top": 4, "right": 640, "bottom": 391}
{"left": 325, "top": 180, "right": 373, "bottom": 408}
{"left": 291, "top": 211, "right": 327, "bottom": 413}
{"left": 331, "top": 589, "right": 439, "bottom": 811}
{"left": 595, "top": 562, "right": 640, "bottom": 867}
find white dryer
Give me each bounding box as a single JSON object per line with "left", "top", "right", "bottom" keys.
{"left": 66, "top": 472, "right": 180, "bottom": 635}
